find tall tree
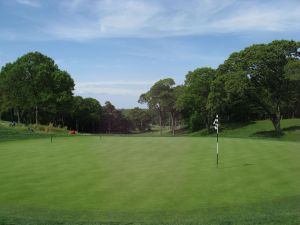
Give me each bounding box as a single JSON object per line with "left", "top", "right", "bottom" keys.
{"left": 180, "top": 68, "right": 215, "bottom": 131}
{"left": 139, "top": 78, "right": 175, "bottom": 135}
{"left": 162, "top": 85, "right": 184, "bottom": 135}
{"left": 14, "top": 52, "right": 59, "bottom": 124}
{"left": 283, "top": 59, "right": 300, "bottom": 117}
{"left": 50, "top": 70, "right": 75, "bottom": 126}
{"left": 0, "top": 62, "right": 32, "bottom": 123}
{"left": 102, "top": 101, "right": 115, "bottom": 133}
{"left": 126, "top": 108, "right": 151, "bottom": 131}
{"left": 72, "top": 97, "right": 101, "bottom": 132}
{"left": 218, "top": 40, "right": 300, "bottom": 133}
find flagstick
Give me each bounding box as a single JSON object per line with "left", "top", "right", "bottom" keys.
{"left": 217, "top": 125, "right": 219, "bottom": 167}
{"left": 213, "top": 114, "right": 219, "bottom": 168}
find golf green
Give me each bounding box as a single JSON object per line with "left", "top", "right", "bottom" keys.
{"left": 0, "top": 136, "right": 299, "bottom": 224}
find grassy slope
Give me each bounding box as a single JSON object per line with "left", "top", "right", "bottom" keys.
{"left": 138, "top": 119, "right": 300, "bottom": 141}
{"left": 0, "top": 120, "right": 68, "bottom": 142}
{"left": 204, "top": 118, "right": 300, "bottom": 141}
{"left": 0, "top": 136, "right": 299, "bottom": 224}
{"left": 1, "top": 119, "right": 299, "bottom": 142}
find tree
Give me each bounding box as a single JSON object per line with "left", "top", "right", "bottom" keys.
{"left": 0, "top": 52, "right": 75, "bottom": 126}
{"left": 161, "top": 85, "right": 184, "bottom": 135}
{"left": 102, "top": 101, "right": 115, "bottom": 133}
{"left": 0, "top": 73, "right": 10, "bottom": 120}
{"left": 71, "top": 97, "right": 101, "bottom": 132}
{"left": 50, "top": 70, "right": 75, "bottom": 126}
{"left": 283, "top": 60, "right": 300, "bottom": 117}
{"left": 207, "top": 70, "right": 264, "bottom": 123}
{"left": 218, "top": 40, "right": 300, "bottom": 133}
{"left": 14, "top": 52, "right": 59, "bottom": 124}
{"left": 139, "top": 78, "right": 175, "bottom": 135}
{"left": 0, "top": 62, "right": 32, "bottom": 123}
{"left": 180, "top": 68, "right": 215, "bottom": 131}
{"left": 127, "top": 107, "right": 152, "bottom": 132}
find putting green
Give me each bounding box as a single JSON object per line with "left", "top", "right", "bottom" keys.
{"left": 0, "top": 136, "right": 299, "bottom": 224}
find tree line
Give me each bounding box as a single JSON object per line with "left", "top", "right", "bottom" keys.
{"left": 0, "top": 52, "right": 151, "bottom": 133}
{"left": 140, "top": 40, "right": 300, "bottom": 134}
{"left": 0, "top": 40, "right": 299, "bottom": 134}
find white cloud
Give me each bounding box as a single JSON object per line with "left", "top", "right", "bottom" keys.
{"left": 16, "top": 0, "right": 40, "bottom": 7}
{"left": 76, "top": 80, "right": 155, "bottom": 86}
{"left": 41, "top": 0, "right": 300, "bottom": 41}
{"left": 75, "top": 80, "right": 154, "bottom": 96}
{"left": 210, "top": 2, "right": 300, "bottom": 33}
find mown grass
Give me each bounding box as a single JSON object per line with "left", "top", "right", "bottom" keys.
{"left": 141, "top": 119, "right": 300, "bottom": 142}
{"left": 0, "top": 136, "right": 299, "bottom": 224}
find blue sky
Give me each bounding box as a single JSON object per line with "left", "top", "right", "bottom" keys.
{"left": 0, "top": 0, "right": 299, "bottom": 108}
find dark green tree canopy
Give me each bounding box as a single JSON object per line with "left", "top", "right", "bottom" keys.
{"left": 215, "top": 40, "right": 300, "bottom": 132}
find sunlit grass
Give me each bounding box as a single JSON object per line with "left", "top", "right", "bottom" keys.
{"left": 0, "top": 136, "right": 299, "bottom": 224}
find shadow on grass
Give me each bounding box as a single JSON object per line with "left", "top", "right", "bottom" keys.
{"left": 282, "top": 126, "right": 300, "bottom": 132}
{"left": 221, "top": 163, "right": 255, "bottom": 169}
{"left": 252, "top": 125, "right": 300, "bottom": 138}
{"left": 252, "top": 131, "right": 284, "bottom": 138}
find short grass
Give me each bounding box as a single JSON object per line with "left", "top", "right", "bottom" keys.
{"left": 0, "top": 136, "right": 299, "bottom": 224}
{"left": 213, "top": 119, "right": 300, "bottom": 141}
{"left": 144, "top": 119, "right": 300, "bottom": 141}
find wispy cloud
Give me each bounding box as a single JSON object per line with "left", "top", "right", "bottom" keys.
{"left": 75, "top": 80, "right": 154, "bottom": 96}
{"left": 41, "top": 0, "right": 300, "bottom": 41}
{"left": 16, "top": 0, "right": 40, "bottom": 7}
{"left": 3, "top": 0, "right": 300, "bottom": 41}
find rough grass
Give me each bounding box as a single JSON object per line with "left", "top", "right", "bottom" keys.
{"left": 0, "top": 136, "right": 299, "bottom": 224}
{"left": 0, "top": 120, "right": 68, "bottom": 142}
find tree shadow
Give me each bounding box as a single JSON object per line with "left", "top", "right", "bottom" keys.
{"left": 252, "top": 125, "right": 300, "bottom": 138}
{"left": 252, "top": 130, "right": 284, "bottom": 138}
{"left": 221, "top": 163, "right": 255, "bottom": 169}
{"left": 282, "top": 125, "right": 300, "bottom": 132}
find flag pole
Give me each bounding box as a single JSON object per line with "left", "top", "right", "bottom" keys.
{"left": 213, "top": 114, "right": 219, "bottom": 167}
{"left": 217, "top": 117, "right": 219, "bottom": 167}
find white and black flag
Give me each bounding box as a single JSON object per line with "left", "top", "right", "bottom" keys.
{"left": 213, "top": 115, "right": 219, "bottom": 131}
{"left": 213, "top": 115, "right": 219, "bottom": 166}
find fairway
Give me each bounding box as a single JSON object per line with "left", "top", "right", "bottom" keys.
{"left": 0, "top": 136, "right": 299, "bottom": 224}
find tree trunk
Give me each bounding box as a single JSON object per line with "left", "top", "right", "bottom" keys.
{"left": 171, "top": 114, "right": 175, "bottom": 136}
{"left": 35, "top": 105, "right": 38, "bottom": 125}
{"left": 108, "top": 120, "right": 111, "bottom": 134}
{"left": 159, "top": 111, "right": 162, "bottom": 136}
{"left": 16, "top": 108, "right": 20, "bottom": 123}
{"left": 271, "top": 105, "right": 281, "bottom": 134}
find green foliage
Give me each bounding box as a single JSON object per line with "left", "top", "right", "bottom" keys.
{"left": 100, "top": 101, "right": 132, "bottom": 133}
{"left": 180, "top": 67, "right": 215, "bottom": 131}
{"left": 139, "top": 78, "right": 176, "bottom": 135}
{"left": 220, "top": 40, "right": 300, "bottom": 133}
{"left": 0, "top": 51, "right": 75, "bottom": 125}
{"left": 177, "top": 40, "right": 300, "bottom": 133}
{"left": 125, "top": 107, "right": 151, "bottom": 131}
{"left": 1, "top": 40, "right": 300, "bottom": 135}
